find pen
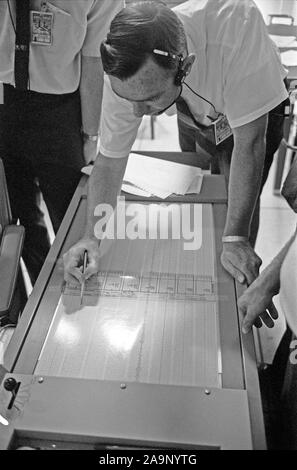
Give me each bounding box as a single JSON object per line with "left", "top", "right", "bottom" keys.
{"left": 80, "top": 250, "right": 88, "bottom": 306}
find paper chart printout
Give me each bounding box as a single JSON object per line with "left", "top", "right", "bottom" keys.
{"left": 63, "top": 271, "right": 214, "bottom": 302}
{"left": 35, "top": 204, "right": 222, "bottom": 388}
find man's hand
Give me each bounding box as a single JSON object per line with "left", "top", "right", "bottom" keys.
{"left": 63, "top": 237, "right": 100, "bottom": 284}
{"left": 221, "top": 240, "right": 262, "bottom": 285}
{"left": 83, "top": 139, "right": 98, "bottom": 165}
{"left": 238, "top": 278, "right": 278, "bottom": 334}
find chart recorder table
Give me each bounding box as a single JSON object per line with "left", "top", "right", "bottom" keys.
{"left": 0, "top": 152, "right": 265, "bottom": 450}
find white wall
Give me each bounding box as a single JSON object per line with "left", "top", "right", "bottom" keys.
{"left": 254, "top": 0, "right": 297, "bottom": 24}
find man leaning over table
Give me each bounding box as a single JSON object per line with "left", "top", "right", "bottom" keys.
{"left": 63, "top": 0, "right": 288, "bottom": 331}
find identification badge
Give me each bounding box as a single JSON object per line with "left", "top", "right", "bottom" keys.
{"left": 213, "top": 115, "right": 233, "bottom": 145}
{"left": 30, "top": 11, "right": 53, "bottom": 46}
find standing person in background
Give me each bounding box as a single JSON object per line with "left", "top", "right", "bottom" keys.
{"left": 237, "top": 158, "right": 297, "bottom": 449}
{"left": 0, "top": 0, "right": 123, "bottom": 285}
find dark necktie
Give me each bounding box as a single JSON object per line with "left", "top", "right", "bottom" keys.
{"left": 176, "top": 95, "right": 218, "bottom": 156}
{"left": 176, "top": 95, "right": 212, "bottom": 130}
{"left": 14, "top": 0, "right": 30, "bottom": 90}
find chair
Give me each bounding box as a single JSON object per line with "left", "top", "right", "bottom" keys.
{"left": 267, "top": 14, "right": 297, "bottom": 40}
{"left": 0, "top": 158, "right": 27, "bottom": 326}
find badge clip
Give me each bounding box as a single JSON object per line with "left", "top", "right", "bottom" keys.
{"left": 41, "top": 2, "right": 47, "bottom": 12}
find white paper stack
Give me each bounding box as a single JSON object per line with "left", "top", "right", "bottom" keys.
{"left": 122, "top": 153, "right": 203, "bottom": 199}
{"left": 81, "top": 153, "right": 204, "bottom": 199}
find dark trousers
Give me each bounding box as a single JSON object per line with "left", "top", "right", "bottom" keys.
{"left": 178, "top": 106, "right": 285, "bottom": 190}
{"left": 178, "top": 104, "right": 286, "bottom": 246}
{"left": 0, "top": 85, "right": 85, "bottom": 285}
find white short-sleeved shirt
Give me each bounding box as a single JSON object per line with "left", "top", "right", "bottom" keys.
{"left": 99, "top": 0, "right": 288, "bottom": 158}
{"left": 0, "top": 0, "right": 124, "bottom": 94}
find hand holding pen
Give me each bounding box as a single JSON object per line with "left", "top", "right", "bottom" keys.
{"left": 63, "top": 238, "right": 101, "bottom": 284}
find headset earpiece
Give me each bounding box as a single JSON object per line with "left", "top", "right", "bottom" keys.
{"left": 174, "top": 58, "right": 186, "bottom": 86}
{"left": 174, "top": 69, "right": 186, "bottom": 86}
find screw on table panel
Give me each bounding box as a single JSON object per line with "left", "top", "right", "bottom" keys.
{"left": 4, "top": 377, "right": 21, "bottom": 410}
{"left": 4, "top": 377, "right": 18, "bottom": 392}
{"left": 120, "top": 383, "right": 127, "bottom": 390}
{"left": 204, "top": 389, "right": 211, "bottom": 395}
{"left": 38, "top": 377, "right": 44, "bottom": 384}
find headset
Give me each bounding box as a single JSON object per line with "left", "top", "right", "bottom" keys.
{"left": 153, "top": 49, "right": 186, "bottom": 86}
{"left": 174, "top": 57, "right": 187, "bottom": 86}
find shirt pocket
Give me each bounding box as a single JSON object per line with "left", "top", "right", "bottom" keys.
{"left": 44, "top": 2, "right": 86, "bottom": 53}
{"left": 46, "top": 2, "right": 71, "bottom": 17}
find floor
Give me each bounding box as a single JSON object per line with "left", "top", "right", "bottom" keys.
{"left": 1, "top": 112, "right": 296, "bottom": 365}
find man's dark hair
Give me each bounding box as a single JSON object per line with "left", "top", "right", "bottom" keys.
{"left": 100, "top": 1, "right": 187, "bottom": 80}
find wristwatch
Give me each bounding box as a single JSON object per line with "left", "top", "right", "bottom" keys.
{"left": 222, "top": 236, "right": 249, "bottom": 243}
{"left": 81, "top": 129, "right": 100, "bottom": 142}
